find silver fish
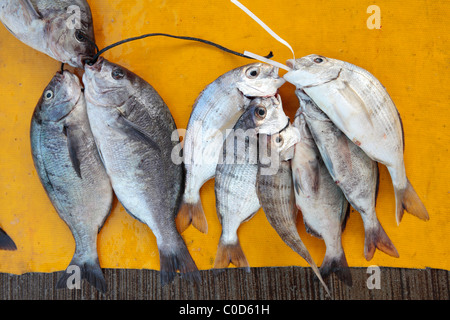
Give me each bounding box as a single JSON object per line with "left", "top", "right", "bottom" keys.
{"left": 213, "top": 98, "right": 288, "bottom": 271}
{"left": 256, "top": 126, "right": 331, "bottom": 295}
{"left": 0, "top": 227, "right": 16, "bottom": 251}
{"left": 0, "top": 0, "right": 96, "bottom": 68}
{"left": 83, "top": 57, "right": 200, "bottom": 285}
{"left": 178, "top": 63, "right": 285, "bottom": 234}
{"left": 298, "top": 91, "right": 399, "bottom": 261}
{"left": 284, "top": 55, "right": 429, "bottom": 225}
{"left": 292, "top": 113, "right": 352, "bottom": 286}
{"left": 30, "top": 70, "right": 113, "bottom": 293}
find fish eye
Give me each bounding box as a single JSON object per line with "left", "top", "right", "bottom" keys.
{"left": 44, "top": 90, "right": 54, "bottom": 100}
{"left": 246, "top": 67, "right": 260, "bottom": 79}
{"left": 313, "top": 57, "right": 324, "bottom": 64}
{"left": 111, "top": 68, "right": 125, "bottom": 80}
{"left": 75, "top": 30, "right": 87, "bottom": 42}
{"left": 274, "top": 135, "right": 284, "bottom": 146}
{"left": 255, "top": 106, "right": 266, "bottom": 119}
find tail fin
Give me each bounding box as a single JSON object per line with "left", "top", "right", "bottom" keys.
{"left": 0, "top": 227, "right": 17, "bottom": 251}
{"left": 159, "top": 241, "right": 201, "bottom": 286}
{"left": 320, "top": 250, "right": 352, "bottom": 287}
{"left": 213, "top": 240, "right": 250, "bottom": 273}
{"left": 364, "top": 221, "right": 399, "bottom": 261}
{"left": 396, "top": 179, "right": 429, "bottom": 225}
{"left": 56, "top": 258, "right": 107, "bottom": 293}
{"left": 176, "top": 200, "right": 208, "bottom": 234}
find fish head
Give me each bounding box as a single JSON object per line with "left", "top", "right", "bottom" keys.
{"left": 34, "top": 70, "right": 82, "bottom": 123}
{"left": 296, "top": 90, "right": 329, "bottom": 122}
{"left": 248, "top": 94, "right": 290, "bottom": 135}
{"left": 83, "top": 57, "right": 135, "bottom": 108}
{"left": 235, "top": 63, "right": 286, "bottom": 98}
{"left": 272, "top": 124, "right": 301, "bottom": 161}
{"left": 46, "top": 4, "right": 97, "bottom": 68}
{"left": 283, "top": 54, "right": 342, "bottom": 88}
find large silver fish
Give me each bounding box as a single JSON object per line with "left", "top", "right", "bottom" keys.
{"left": 213, "top": 97, "right": 289, "bottom": 272}
{"left": 0, "top": 227, "right": 16, "bottom": 251}
{"left": 284, "top": 55, "right": 429, "bottom": 225}
{"left": 30, "top": 70, "right": 113, "bottom": 293}
{"left": 256, "top": 126, "right": 331, "bottom": 295}
{"left": 0, "top": 0, "right": 96, "bottom": 68}
{"left": 83, "top": 57, "right": 200, "bottom": 285}
{"left": 298, "top": 91, "right": 398, "bottom": 261}
{"left": 292, "top": 113, "right": 352, "bottom": 286}
{"left": 178, "top": 63, "right": 285, "bottom": 234}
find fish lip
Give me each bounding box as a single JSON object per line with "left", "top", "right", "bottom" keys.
{"left": 85, "top": 56, "right": 104, "bottom": 72}
{"left": 286, "top": 59, "right": 295, "bottom": 69}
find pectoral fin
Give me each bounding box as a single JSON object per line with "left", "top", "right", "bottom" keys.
{"left": 115, "top": 113, "right": 161, "bottom": 153}
{"left": 19, "top": 0, "right": 42, "bottom": 24}
{"left": 63, "top": 125, "right": 83, "bottom": 179}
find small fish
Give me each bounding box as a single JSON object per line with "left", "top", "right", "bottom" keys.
{"left": 298, "top": 91, "right": 398, "bottom": 261}
{"left": 0, "top": 0, "right": 96, "bottom": 68}
{"left": 83, "top": 57, "right": 200, "bottom": 285}
{"left": 0, "top": 227, "right": 16, "bottom": 251}
{"left": 284, "top": 55, "right": 429, "bottom": 225}
{"left": 213, "top": 97, "right": 289, "bottom": 272}
{"left": 178, "top": 63, "right": 285, "bottom": 234}
{"left": 292, "top": 113, "right": 352, "bottom": 286}
{"left": 256, "top": 126, "right": 331, "bottom": 295}
{"left": 30, "top": 70, "right": 113, "bottom": 293}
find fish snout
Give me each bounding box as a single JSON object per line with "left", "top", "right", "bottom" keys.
{"left": 286, "top": 59, "right": 296, "bottom": 69}
{"left": 85, "top": 56, "right": 104, "bottom": 73}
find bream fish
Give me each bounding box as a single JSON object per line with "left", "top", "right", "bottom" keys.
{"left": 284, "top": 55, "right": 429, "bottom": 225}
{"left": 292, "top": 113, "right": 352, "bottom": 286}
{"left": 30, "top": 70, "right": 113, "bottom": 293}
{"left": 213, "top": 96, "right": 289, "bottom": 271}
{"left": 178, "top": 63, "right": 285, "bottom": 234}
{"left": 83, "top": 57, "right": 200, "bottom": 285}
{"left": 298, "top": 91, "right": 398, "bottom": 261}
{"left": 0, "top": 0, "right": 96, "bottom": 68}
{"left": 256, "top": 125, "right": 331, "bottom": 295}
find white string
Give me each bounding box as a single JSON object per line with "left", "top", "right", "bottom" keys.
{"left": 244, "top": 51, "right": 292, "bottom": 71}
{"left": 231, "top": 0, "right": 295, "bottom": 60}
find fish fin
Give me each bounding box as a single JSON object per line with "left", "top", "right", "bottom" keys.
{"left": 0, "top": 227, "right": 17, "bottom": 251}
{"left": 364, "top": 221, "right": 399, "bottom": 261}
{"left": 63, "top": 125, "right": 82, "bottom": 179}
{"left": 320, "top": 250, "right": 352, "bottom": 287}
{"left": 56, "top": 258, "right": 107, "bottom": 294}
{"left": 19, "top": 0, "right": 42, "bottom": 23}
{"left": 293, "top": 163, "right": 319, "bottom": 196}
{"left": 397, "top": 179, "right": 429, "bottom": 224}
{"left": 159, "top": 241, "right": 201, "bottom": 286}
{"left": 214, "top": 240, "right": 250, "bottom": 273}
{"left": 115, "top": 113, "right": 161, "bottom": 153}
{"left": 176, "top": 200, "right": 208, "bottom": 234}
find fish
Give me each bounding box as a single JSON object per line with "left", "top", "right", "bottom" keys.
{"left": 256, "top": 125, "right": 331, "bottom": 295}
{"left": 0, "top": 0, "right": 96, "bottom": 68}
{"left": 178, "top": 63, "right": 285, "bottom": 234}
{"left": 284, "top": 55, "right": 429, "bottom": 225}
{"left": 292, "top": 112, "right": 352, "bottom": 286}
{"left": 298, "top": 91, "right": 399, "bottom": 261}
{"left": 83, "top": 57, "right": 200, "bottom": 285}
{"left": 0, "top": 227, "right": 16, "bottom": 251}
{"left": 30, "top": 70, "right": 113, "bottom": 293}
{"left": 213, "top": 96, "right": 289, "bottom": 272}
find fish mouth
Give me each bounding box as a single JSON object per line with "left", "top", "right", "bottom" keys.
{"left": 286, "top": 59, "right": 296, "bottom": 69}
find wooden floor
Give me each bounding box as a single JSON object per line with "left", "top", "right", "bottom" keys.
{"left": 0, "top": 267, "right": 448, "bottom": 300}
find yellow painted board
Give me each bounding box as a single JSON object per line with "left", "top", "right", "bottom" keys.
{"left": 0, "top": 0, "right": 449, "bottom": 275}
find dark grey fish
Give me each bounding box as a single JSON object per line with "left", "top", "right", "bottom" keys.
{"left": 30, "top": 70, "right": 113, "bottom": 293}
{"left": 0, "top": 0, "right": 96, "bottom": 68}
{"left": 298, "top": 91, "right": 398, "bottom": 261}
{"left": 83, "top": 57, "right": 200, "bottom": 286}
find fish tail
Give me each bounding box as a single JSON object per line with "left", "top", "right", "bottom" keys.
{"left": 0, "top": 227, "right": 17, "bottom": 251}
{"left": 320, "top": 249, "right": 352, "bottom": 287}
{"left": 56, "top": 257, "right": 107, "bottom": 293}
{"left": 364, "top": 221, "right": 399, "bottom": 261}
{"left": 396, "top": 178, "right": 429, "bottom": 225}
{"left": 159, "top": 240, "right": 201, "bottom": 286}
{"left": 176, "top": 199, "right": 208, "bottom": 234}
{"left": 213, "top": 240, "right": 250, "bottom": 273}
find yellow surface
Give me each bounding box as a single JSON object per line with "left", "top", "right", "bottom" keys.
{"left": 0, "top": 0, "right": 449, "bottom": 275}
